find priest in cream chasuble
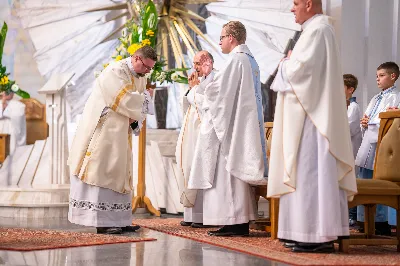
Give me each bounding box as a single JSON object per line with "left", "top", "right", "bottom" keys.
{"left": 176, "top": 51, "right": 215, "bottom": 227}
{"left": 68, "top": 46, "right": 157, "bottom": 234}
{"left": 188, "top": 21, "right": 267, "bottom": 236}
{"left": 267, "top": 0, "right": 357, "bottom": 253}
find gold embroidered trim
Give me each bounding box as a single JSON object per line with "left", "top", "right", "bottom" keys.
{"left": 111, "top": 83, "right": 133, "bottom": 111}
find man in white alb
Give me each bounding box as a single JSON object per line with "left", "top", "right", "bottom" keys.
{"left": 188, "top": 21, "right": 268, "bottom": 236}
{"left": 176, "top": 50, "right": 215, "bottom": 228}
{"left": 267, "top": 0, "right": 357, "bottom": 253}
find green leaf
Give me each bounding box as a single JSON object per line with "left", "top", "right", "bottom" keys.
{"left": 15, "top": 89, "right": 30, "bottom": 99}
{"left": 0, "top": 22, "right": 8, "bottom": 64}
{"left": 141, "top": 1, "right": 158, "bottom": 46}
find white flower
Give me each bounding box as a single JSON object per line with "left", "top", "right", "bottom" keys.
{"left": 94, "top": 71, "right": 101, "bottom": 78}
{"left": 157, "top": 72, "right": 166, "bottom": 83}
{"left": 171, "top": 73, "right": 179, "bottom": 81}
{"left": 11, "top": 84, "right": 19, "bottom": 92}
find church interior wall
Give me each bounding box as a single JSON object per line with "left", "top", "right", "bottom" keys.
{"left": 341, "top": 0, "right": 400, "bottom": 111}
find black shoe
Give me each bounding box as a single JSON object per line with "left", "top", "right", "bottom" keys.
{"left": 375, "top": 222, "right": 392, "bottom": 236}
{"left": 180, "top": 221, "right": 192, "bottom": 226}
{"left": 283, "top": 242, "right": 296, "bottom": 248}
{"left": 208, "top": 223, "right": 249, "bottom": 236}
{"left": 292, "top": 242, "right": 335, "bottom": 253}
{"left": 97, "top": 227, "right": 123, "bottom": 234}
{"left": 191, "top": 223, "right": 216, "bottom": 228}
{"left": 122, "top": 225, "right": 141, "bottom": 232}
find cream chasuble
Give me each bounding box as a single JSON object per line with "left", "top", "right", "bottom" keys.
{"left": 267, "top": 14, "right": 356, "bottom": 243}
{"left": 68, "top": 59, "right": 146, "bottom": 194}
{"left": 267, "top": 15, "right": 357, "bottom": 200}
{"left": 176, "top": 71, "right": 215, "bottom": 208}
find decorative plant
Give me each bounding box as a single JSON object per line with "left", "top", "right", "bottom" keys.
{"left": 101, "top": 1, "right": 189, "bottom": 84}
{"left": 0, "top": 22, "right": 30, "bottom": 98}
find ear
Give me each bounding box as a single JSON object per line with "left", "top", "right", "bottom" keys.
{"left": 390, "top": 73, "right": 396, "bottom": 80}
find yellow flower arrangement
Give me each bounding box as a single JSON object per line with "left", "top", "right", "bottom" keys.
{"left": 146, "top": 30, "right": 155, "bottom": 37}
{"left": 0, "top": 76, "right": 9, "bottom": 85}
{"left": 127, "top": 43, "right": 143, "bottom": 55}
{"left": 141, "top": 39, "right": 151, "bottom": 46}
{"left": 115, "top": 55, "right": 123, "bottom": 61}
{"left": 103, "top": 63, "right": 109, "bottom": 69}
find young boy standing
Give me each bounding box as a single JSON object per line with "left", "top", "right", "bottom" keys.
{"left": 344, "top": 74, "right": 362, "bottom": 227}
{"left": 344, "top": 74, "right": 362, "bottom": 159}
{"left": 355, "top": 61, "right": 400, "bottom": 235}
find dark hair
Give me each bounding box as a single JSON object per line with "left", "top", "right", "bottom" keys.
{"left": 377, "top": 61, "right": 399, "bottom": 81}
{"left": 343, "top": 74, "right": 358, "bottom": 91}
{"left": 135, "top": 45, "right": 157, "bottom": 61}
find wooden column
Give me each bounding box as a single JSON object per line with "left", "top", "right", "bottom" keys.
{"left": 132, "top": 116, "right": 160, "bottom": 216}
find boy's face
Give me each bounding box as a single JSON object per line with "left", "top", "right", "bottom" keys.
{"left": 344, "top": 85, "right": 354, "bottom": 100}
{"left": 376, "top": 69, "right": 396, "bottom": 90}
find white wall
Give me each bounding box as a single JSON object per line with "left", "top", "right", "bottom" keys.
{"left": 341, "top": 0, "right": 400, "bottom": 111}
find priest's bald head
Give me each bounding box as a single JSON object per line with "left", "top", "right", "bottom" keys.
{"left": 291, "top": 0, "right": 323, "bottom": 25}
{"left": 219, "top": 21, "right": 246, "bottom": 54}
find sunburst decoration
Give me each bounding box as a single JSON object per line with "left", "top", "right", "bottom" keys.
{"left": 89, "top": 0, "right": 218, "bottom": 70}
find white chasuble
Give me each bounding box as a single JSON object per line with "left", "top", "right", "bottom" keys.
{"left": 189, "top": 44, "right": 263, "bottom": 225}
{"left": 267, "top": 15, "right": 357, "bottom": 200}
{"left": 267, "top": 15, "right": 356, "bottom": 242}
{"left": 0, "top": 100, "right": 26, "bottom": 153}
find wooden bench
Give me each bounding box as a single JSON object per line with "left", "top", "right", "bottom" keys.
{"left": 252, "top": 122, "right": 279, "bottom": 239}
{"left": 338, "top": 110, "right": 400, "bottom": 252}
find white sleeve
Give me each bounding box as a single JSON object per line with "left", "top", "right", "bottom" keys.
{"left": 347, "top": 104, "right": 361, "bottom": 137}
{"left": 270, "top": 60, "right": 293, "bottom": 93}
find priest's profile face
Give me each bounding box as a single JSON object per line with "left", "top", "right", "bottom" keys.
{"left": 291, "top": 0, "right": 311, "bottom": 25}
{"left": 219, "top": 28, "right": 231, "bottom": 54}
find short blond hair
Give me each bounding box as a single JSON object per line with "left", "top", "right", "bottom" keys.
{"left": 223, "top": 21, "right": 246, "bottom": 44}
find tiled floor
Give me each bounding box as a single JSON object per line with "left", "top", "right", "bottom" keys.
{"left": 0, "top": 215, "right": 288, "bottom": 266}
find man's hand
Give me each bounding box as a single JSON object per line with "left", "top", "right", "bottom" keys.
{"left": 360, "top": 114, "right": 369, "bottom": 128}
{"left": 188, "top": 72, "right": 200, "bottom": 88}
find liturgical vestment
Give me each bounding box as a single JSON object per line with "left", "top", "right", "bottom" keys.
{"left": 68, "top": 58, "right": 149, "bottom": 227}
{"left": 267, "top": 15, "right": 357, "bottom": 243}
{"left": 176, "top": 71, "right": 215, "bottom": 224}
{"left": 188, "top": 44, "right": 267, "bottom": 225}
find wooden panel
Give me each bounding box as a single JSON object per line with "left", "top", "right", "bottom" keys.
{"left": 0, "top": 134, "right": 10, "bottom": 163}
{"left": 20, "top": 98, "right": 48, "bottom": 145}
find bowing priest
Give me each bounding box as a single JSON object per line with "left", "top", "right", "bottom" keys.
{"left": 68, "top": 46, "right": 157, "bottom": 234}
{"left": 176, "top": 51, "right": 216, "bottom": 228}
{"left": 267, "top": 0, "right": 357, "bottom": 253}
{"left": 188, "top": 21, "right": 268, "bottom": 236}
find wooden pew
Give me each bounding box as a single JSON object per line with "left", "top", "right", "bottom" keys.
{"left": 338, "top": 110, "right": 400, "bottom": 252}
{"left": 252, "top": 122, "right": 279, "bottom": 239}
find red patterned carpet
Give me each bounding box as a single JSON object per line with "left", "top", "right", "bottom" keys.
{"left": 133, "top": 218, "right": 400, "bottom": 265}
{"left": 0, "top": 227, "right": 156, "bottom": 251}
